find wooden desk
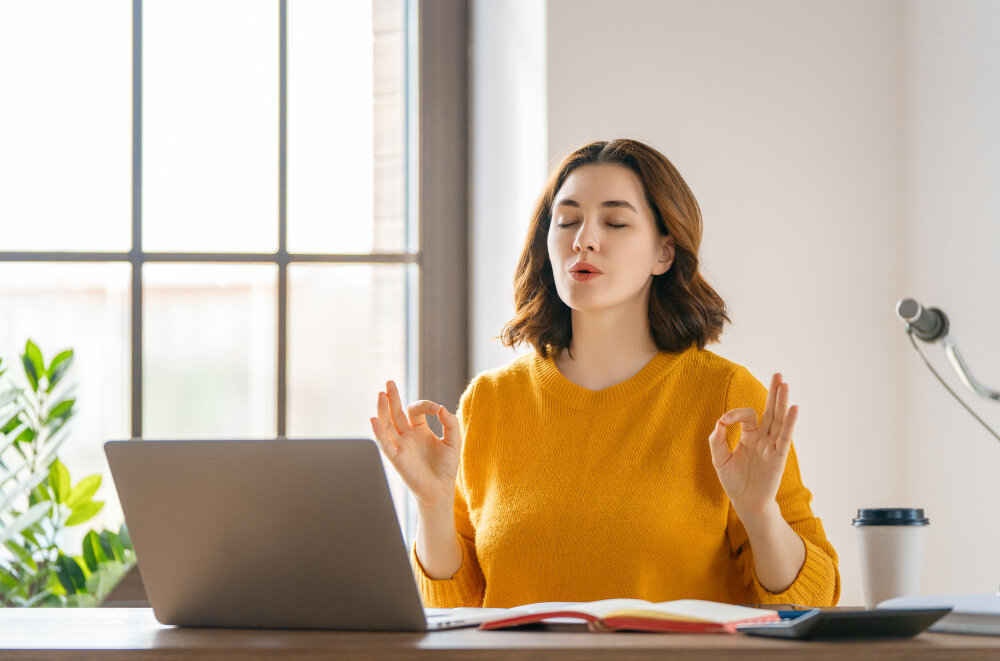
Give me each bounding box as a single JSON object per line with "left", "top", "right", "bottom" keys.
{"left": 1, "top": 608, "right": 998, "bottom": 660}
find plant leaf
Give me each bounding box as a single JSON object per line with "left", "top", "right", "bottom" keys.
{"left": 0, "top": 501, "right": 52, "bottom": 544}
{"left": 0, "top": 467, "right": 51, "bottom": 519}
{"left": 66, "top": 475, "right": 101, "bottom": 509}
{"left": 40, "top": 416, "right": 71, "bottom": 449}
{"left": 0, "top": 452, "right": 40, "bottom": 492}
{"left": 81, "top": 530, "right": 106, "bottom": 572}
{"left": 45, "top": 350, "right": 74, "bottom": 394}
{"left": 22, "top": 588, "right": 56, "bottom": 607}
{"left": 65, "top": 500, "right": 103, "bottom": 527}
{"left": 118, "top": 523, "right": 133, "bottom": 550}
{"left": 4, "top": 540, "right": 37, "bottom": 571}
{"left": 20, "top": 528, "right": 41, "bottom": 548}
{"left": 30, "top": 483, "right": 51, "bottom": 504}
{"left": 48, "top": 458, "right": 71, "bottom": 504}
{"left": 13, "top": 425, "right": 35, "bottom": 447}
{"left": 55, "top": 552, "right": 87, "bottom": 594}
{"left": 37, "top": 422, "right": 72, "bottom": 459}
{"left": 99, "top": 530, "right": 127, "bottom": 563}
{"left": 44, "top": 398, "right": 75, "bottom": 427}
{"left": 111, "top": 534, "right": 126, "bottom": 561}
{"left": 45, "top": 570, "right": 67, "bottom": 596}
{"left": 22, "top": 340, "right": 44, "bottom": 392}
{"left": 33, "top": 432, "right": 73, "bottom": 478}
{"left": 0, "top": 423, "right": 29, "bottom": 458}
{"left": 0, "top": 568, "right": 19, "bottom": 591}
{"left": 0, "top": 411, "right": 22, "bottom": 435}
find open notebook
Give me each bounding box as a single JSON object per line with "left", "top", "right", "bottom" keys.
{"left": 477, "top": 598, "right": 780, "bottom": 633}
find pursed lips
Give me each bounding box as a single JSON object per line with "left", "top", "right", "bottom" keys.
{"left": 569, "top": 264, "right": 602, "bottom": 274}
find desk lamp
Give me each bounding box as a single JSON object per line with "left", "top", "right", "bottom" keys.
{"left": 896, "top": 297, "right": 1000, "bottom": 602}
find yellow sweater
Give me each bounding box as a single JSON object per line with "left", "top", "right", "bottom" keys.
{"left": 409, "top": 344, "right": 841, "bottom": 609}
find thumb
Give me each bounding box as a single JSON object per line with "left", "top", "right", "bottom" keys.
{"left": 436, "top": 405, "right": 462, "bottom": 450}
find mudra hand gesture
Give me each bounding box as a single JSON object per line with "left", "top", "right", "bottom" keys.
{"left": 708, "top": 372, "right": 798, "bottom": 519}
{"left": 369, "top": 380, "right": 462, "bottom": 511}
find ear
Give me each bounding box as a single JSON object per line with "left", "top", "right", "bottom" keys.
{"left": 652, "top": 234, "right": 675, "bottom": 276}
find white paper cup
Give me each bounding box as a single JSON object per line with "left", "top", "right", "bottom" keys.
{"left": 853, "top": 508, "right": 929, "bottom": 609}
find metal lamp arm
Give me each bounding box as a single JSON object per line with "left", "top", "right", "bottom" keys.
{"left": 940, "top": 334, "right": 1000, "bottom": 402}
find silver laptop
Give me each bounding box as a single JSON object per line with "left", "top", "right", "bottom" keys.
{"left": 104, "top": 438, "right": 504, "bottom": 631}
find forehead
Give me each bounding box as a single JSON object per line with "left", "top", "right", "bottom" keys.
{"left": 553, "top": 163, "right": 646, "bottom": 206}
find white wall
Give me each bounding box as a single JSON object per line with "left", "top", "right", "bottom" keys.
{"left": 901, "top": 0, "right": 1000, "bottom": 596}
{"left": 470, "top": 0, "right": 1000, "bottom": 606}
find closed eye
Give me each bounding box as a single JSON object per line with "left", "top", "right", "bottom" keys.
{"left": 556, "top": 222, "right": 627, "bottom": 229}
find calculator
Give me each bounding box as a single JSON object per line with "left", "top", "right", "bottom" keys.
{"left": 736, "top": 607, "right": 952, "bottom": 640}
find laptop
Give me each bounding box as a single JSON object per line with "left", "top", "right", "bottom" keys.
{"left": 103, "top": 438, "right": 506, "bottom": 631}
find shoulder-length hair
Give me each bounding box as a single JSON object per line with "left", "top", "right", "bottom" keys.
{"left": 499, "top": 138, "right": 731, "bottom": 359}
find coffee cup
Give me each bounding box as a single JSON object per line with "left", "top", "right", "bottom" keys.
{"left": 853, "top": 508, "right": 929, "bottom": 609}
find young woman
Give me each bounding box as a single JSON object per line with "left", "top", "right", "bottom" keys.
{"left": 370, "top": 138, "right": 840, "bottom": 609}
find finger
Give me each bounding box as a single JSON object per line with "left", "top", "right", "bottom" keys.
{"left": 385, "top": 380, "right": 411, "bottom": 434}
{"left": 707, "top": 419, "right": 731, "bottom": 468}
{"left": 370, "top": 416, "right": 398, "bottom": 458}
{"left": 770, "top": 382, "right": 790, "bottom": 442}
{"left": 407, "top": 400, "right": 441, "bottom": 428}
{"left": 759, "top": 372, "right": 782, "bottom": 435}
{"left": 774, "top": 404, "right": 797, "bottom": 456}
{"left": 376, "top": 391, "right": 400, "bottom": 443}
{"left": 437, "top": 405, "right": 462, "bottom": 450}
{"left": 720, "top": 407, "right": 759, "bottom": 433}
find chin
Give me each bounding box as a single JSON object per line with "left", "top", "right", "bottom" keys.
{"left": 558, "top": 281, "right": 647, "bottom": 313}
{"left": 561, "top": 294, "right": 614, "bottom": 312}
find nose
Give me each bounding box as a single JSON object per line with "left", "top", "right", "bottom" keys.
{"left": 572, "top": 221, "right": 599, "bottom": 253}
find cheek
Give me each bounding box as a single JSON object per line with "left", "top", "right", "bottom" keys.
{"left": 547, "top": 233, "right": 564, "bottom": 258}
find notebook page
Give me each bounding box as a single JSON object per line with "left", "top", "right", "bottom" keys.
{"left": 503, "top": 599, "right": 656, "bottom": 619}
{"left": 608, "top": 599, "right": 776, "bottom": 623}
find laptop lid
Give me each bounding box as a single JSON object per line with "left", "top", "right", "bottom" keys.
{"left": 104, "top": 438, "right": 429, "bottom": 631}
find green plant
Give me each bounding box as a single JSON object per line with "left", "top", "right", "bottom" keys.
{"left": 0, "top": 340, "right": 135, "bottom": 607}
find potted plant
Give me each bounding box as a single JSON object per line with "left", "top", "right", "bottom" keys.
{"left": 0, "top": 340, "right": 136, "bottom": 606}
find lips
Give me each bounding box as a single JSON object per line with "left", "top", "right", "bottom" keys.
{"left": 569, "top": 263, "right": 602, "bottom": 274}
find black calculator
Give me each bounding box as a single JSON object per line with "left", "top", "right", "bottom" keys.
{"left": 736, "top": 607, "right": 952, "bottom": 640}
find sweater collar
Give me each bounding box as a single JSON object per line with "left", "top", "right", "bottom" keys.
{"left": 530, "top": 344, "right": 696, "bottom": 411}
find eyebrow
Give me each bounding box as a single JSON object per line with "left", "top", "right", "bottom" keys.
{"left": 553, "top": 199, "right": 638, "bottom": 214}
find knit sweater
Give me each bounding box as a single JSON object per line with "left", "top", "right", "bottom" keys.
{"left": 409, "top": 343, "right": 841, "bottom": 609}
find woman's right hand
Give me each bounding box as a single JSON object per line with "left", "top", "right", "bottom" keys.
{"left": 369, "top": 380, "right": 463, "bottom": 510}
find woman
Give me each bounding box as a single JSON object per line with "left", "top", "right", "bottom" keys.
{"left": 370, "top": 138, "right": 840, "bottom": 609}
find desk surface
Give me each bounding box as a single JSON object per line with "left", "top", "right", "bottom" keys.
{"left": 1, "top": 608, "right": 999, "bottom": 660}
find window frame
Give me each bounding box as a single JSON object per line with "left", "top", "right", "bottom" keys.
{"left": 0, "top": 0, "right": 468, "bottom": 463}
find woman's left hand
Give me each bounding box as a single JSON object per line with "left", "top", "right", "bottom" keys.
{"left": 708, "top": 372, "right": 798, "bottom": 519}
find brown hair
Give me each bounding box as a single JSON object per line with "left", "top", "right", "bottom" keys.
{"left": 499, "top": 138, "right": 730, "bottom": 359}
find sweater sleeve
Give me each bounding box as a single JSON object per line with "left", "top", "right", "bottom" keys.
{"left": 408, "top": 379, "right": 486, "bottom": 607}
{"left": 723, "top": 366, "right": 842, "bottom": 607}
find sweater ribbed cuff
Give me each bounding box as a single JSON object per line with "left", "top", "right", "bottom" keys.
{"left": 410, "top": 536, "right": 484, "bottom": 608}
{"left": 751, "top": 535, "right": 839, "bottom": 607}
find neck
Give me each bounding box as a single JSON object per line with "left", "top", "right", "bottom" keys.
{"left": 555, "top": 287, "right": 660, "bottom": 390}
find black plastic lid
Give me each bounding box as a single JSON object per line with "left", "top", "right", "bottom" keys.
{"left": 852, "top": 508, "right": 929, "bottom": 526}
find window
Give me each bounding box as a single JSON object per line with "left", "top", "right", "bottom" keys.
{"left": 0, "top": 0, "right": 468, "bottom": 555}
